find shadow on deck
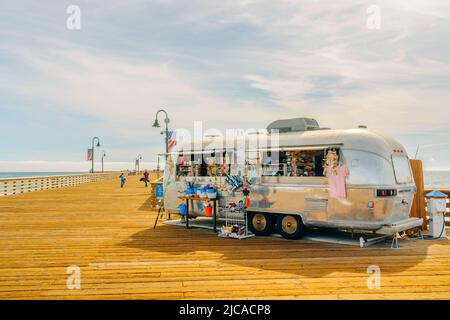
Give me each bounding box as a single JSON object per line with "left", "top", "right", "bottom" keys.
{"left": 120, "top": 217, "right": 448, "bottom": 279}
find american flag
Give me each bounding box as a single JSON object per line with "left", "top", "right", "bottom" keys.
{"left": 87, "top": 148, "right": 93, "bottom": 161}
{"left": 167, "top": 131, "right": 176, "bottom": 151}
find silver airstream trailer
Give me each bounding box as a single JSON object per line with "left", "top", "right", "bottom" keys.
{"left": 162, "top": 118, "right": 422, "bottom": 239}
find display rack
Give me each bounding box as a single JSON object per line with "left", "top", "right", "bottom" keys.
{"left": 178, "top": 195, "right": 219, "bottom": 231}
{"left": 218, "top": 210, "right": 254, "bottom": 240}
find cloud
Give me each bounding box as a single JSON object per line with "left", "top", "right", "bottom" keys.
{"left": 1, "top": 0, "right": 450, "bottom": 171}
{"left": 1, "top": 41, "right": 222, "bottom": 123}
{"left": 1, "top": 38, "right": 288, "bottom": 130}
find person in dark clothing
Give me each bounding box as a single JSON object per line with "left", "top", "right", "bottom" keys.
{"left": 200, "top": 159, "right": 208, "bottom": 177}
{"left": 143, "top": 170, "right": 150, "bottom": 187}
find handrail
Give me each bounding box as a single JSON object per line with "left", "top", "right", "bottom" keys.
{"left": 0, "top": 172, "right": 125, "bottom": 196}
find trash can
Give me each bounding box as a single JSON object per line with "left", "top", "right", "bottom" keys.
{"left": 426, "top": 190, "right": 448, "bottom": 238}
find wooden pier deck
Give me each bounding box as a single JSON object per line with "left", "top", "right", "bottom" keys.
{"left": 0, "top": 175, "right": 450, "bottom": 300}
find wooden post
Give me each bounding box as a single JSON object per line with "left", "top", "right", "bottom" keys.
{"left": 410, "top": 159, "right": 427, "bottom": 230}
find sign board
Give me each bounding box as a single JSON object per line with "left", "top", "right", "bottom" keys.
{"left": 155, "top": 183, "right": 164, "bottom": 200}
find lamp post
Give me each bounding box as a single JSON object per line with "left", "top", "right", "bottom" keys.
{"left": 101, "top": 151, "right": 106, "bottom": 173}
{"left": 91, "top": 137, "right": 101, "bottom": 173}
{"left": 136, "top": 154, "right": 142, "bottom": 173}
{"left": 152, "top": 109, "right": 170, "bottom": 158}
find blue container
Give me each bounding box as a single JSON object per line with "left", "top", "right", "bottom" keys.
{"left": 206, "top": 188, "right": 217, "bottom": 199}
{"left": 179, "top": 204, "right": 187, "bottom": 216}
{"left": 198, "top": 188, "right": 207, "bottom": 198}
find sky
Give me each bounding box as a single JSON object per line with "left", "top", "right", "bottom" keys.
{"left": 1, "top": 0, "right": 450, "bottom": 172}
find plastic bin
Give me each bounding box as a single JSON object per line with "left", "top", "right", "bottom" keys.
{"left": 207, "top": 188, "right": 217, "bottom": 199}
{"left": 179, "top": 204, "right": 187, "bottom": 216}
{"left": 205, "top": 205, "right": 213, "bottom": 217}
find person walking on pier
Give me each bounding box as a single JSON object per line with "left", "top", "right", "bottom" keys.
{"left": 142, "top": 170, "right": 150, "bottom": 187}
{"left": 119, "top": 173, "right": 126, "bottom": 188}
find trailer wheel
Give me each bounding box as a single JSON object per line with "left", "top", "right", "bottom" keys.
{"left": 248, "top": 212, "right": 273, "bottom": 236}
{"left": 277, "top": 214, "right": 304, "bottom": 239}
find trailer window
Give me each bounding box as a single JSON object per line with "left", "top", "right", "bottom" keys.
{"left": 343, "top": 150, "right": 396, "bottom": 185}
{"left": 175, "top": 151, "right": 232, "bottom": 178}
{"left": 261, "top": 149, "right": 325, "bottom": 177}
{"left": 392, "top": 155, "right": 413, "bottom": 184}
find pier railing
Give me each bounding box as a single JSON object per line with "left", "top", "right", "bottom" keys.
{"left": 0, "top": 172, "right": 123, "bottom": 196}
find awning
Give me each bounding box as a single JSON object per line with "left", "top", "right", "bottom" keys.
{"left": 247, "top": 144, "right": 343, "bottom": 153}
{"left": 158, "top": 149, "right": 235, "bottom": 156}
{"left": 158, "top": 144, "right": 342, "bottom": 156}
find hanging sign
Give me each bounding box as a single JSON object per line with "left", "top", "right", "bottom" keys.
{"left": 155, "top": 183, "right": 164, "bottom": 200}
{"left": 87, "top": 148, "right": 93, "bottom": 161}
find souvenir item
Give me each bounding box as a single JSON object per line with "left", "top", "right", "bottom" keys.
{"left": 323, "top": 150, "right": 339, "bottom": 176}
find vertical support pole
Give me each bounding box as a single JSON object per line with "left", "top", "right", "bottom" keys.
{"left": 410, "top": 159, "right": 427, "bottom": 230}
{"left": 91, "top": 143, "right": 95, "bottom": 173}
{"left": 185, "top": 198, "right": 189, "bottom": 229}
{"left": 213, "top": 199, "right": 217, "bottom": 232}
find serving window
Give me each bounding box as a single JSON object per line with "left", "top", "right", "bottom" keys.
{"left": 175, "top": 150, "right": 233, "bottom": 178}
{"left": 261, "top": 149, "right": 325, "bottom": 177}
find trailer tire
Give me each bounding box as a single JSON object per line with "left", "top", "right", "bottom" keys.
{"left": 276, "top": 214, "right": 304, "bottom": 239}
{"left": 248, "top": 212, "right": 273, "bottom": 236}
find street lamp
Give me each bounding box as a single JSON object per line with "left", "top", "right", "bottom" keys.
{"left": 153, "top": 109, "right": 170, "bottom": 157}
{"left": 136, "top": 154, "right": 142, "bottom": 173}
{"left": 101, "top": 151, "right": 106, "bottom": 173}
{"left": 91, "top": 137, "right": 101, "bottom": 173}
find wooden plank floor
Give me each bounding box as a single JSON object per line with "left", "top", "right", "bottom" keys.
{"left": 0, "top": 175, "right": 450, "bottom": 299}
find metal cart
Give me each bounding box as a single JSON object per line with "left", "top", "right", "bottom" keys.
{"left": 218, "top": 209, "right": 254, "bottom": 240}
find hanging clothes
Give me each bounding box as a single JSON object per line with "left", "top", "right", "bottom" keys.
{"left": 327, "top": 165, "right": 349, "bottom": 199}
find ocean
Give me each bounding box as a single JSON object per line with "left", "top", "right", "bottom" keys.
{"left": 0, "top": 171, "right": 449, "bottom": 189}
{"left": 0, "top": 172, "right": 85, "bottom": 179}
{"left": 423, "top": 171, "right": 450, "bottom": 189}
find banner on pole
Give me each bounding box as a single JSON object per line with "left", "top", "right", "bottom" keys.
{"left": 168, "top": 131, "right": 176, "bottom": 151}
{"left": 87, "top": 148, "right": 93, "bottom": 161}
